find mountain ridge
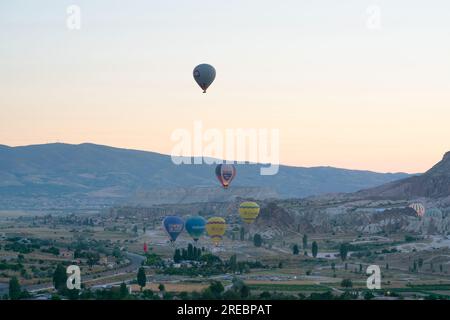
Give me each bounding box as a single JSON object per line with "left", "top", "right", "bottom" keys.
{"left": 0, "top": 142, "right": 413, "bottom": 209}
{"left": 354, "top": 151, "right": 450, "bottom": 200}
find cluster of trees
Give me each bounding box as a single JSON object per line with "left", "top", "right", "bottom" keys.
{"left": 173, "top": 244, "right": 204, "bottom": 262}
{"left": 409, "top": 258, "right": 443, "bottom": 273}
{"left": 41, "top": 246, "right": 60, "bottom": 256}
{"left": 7, "top": 277, "right": 31, "bottom": 300}
{"left": 4, "top": 242, "right": 33, "bottom": 254}
{"left": 0, "top": 262, "right": 23, "bottom": 272}
{"left": 292, "top": 235, "right": 319, "bottom": 258}
{"left": 144, "top": 248, "right": 162, "bottom": 266}
{"left": 74, "top": 250, "right": 100, "bottom": 266}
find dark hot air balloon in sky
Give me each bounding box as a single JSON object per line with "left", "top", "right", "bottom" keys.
{"left": 215, "top": 164, "right": 236, "bottom": 189}
{"left": 193, "top": 64, "right": 216, "bottom": 93}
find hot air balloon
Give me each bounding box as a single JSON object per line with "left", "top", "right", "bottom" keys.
{"left": 206, "top": 217, "right": 226, "bottom": 246}
{"left": 215, "top": 164, "right": 236, "bottom": 189}
{"left": 409, "top": 203, "right": 425, "bottom": 217}
{"left": 193, "top": 64, "right": 216, "bottom": 93}
{"left": 185, "top": 216, "right": 206, "bottom": 242}
{"left": 239, "top": 201, "right": 260, "bottom": 224}
{"left": 163, "top": 216, "right": 184, "bottom": 242}
{"left": 427, "top": 207, "right": 443, "bottom": 218}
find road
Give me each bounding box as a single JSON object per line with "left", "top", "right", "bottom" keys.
{"left": 10, "top": 252, "right": 146, "bottom": 294}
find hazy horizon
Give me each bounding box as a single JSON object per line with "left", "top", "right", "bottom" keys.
{"left": 1, "top": 0, "right": 450, "bottom": 174}
{"left": 1, "top": 140, "right": 441, "bottom": 175}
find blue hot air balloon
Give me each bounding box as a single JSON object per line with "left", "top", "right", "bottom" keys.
{"left": 185, "top": 216, "right": 206, "bottom": 242}
{"left": 163, "top": 216, "right": 184, "bottom": 242}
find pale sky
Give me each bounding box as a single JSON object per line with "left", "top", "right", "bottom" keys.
{"left": 1, "top": 0, "right": 449, "bottom": 173}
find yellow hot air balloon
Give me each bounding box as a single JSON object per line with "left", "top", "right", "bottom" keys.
{"left": 239, "top": 202, "right": 260, "bottom": 224}
{"left": 206, "top": 217, "right": 226, "bottom": 246}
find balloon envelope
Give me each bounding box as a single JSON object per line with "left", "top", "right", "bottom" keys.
{"left": 193, "top": 64, "right": 216, "bottom": 93}
{"left": 206, "top": 217, "right": 226, "bottom": 246}
{"left": 427, "top": 207, "right": 443, "bottom": 218}
{"left": 185, "top": 216, "right": 206, "bottom": 241}
{"left": 409, "top": 203, "right": 425, "bottom": 217}
{"left": 239, "top": 201, "right": 260, "bottom": 224}
{"left": 215, "top": 164, "right": 236, "bottom": 189}
{"left": 163, "top": 216, "right": 184, "bottom": 242}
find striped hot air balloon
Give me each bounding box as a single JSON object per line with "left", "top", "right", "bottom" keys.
{"left": 206, "top": 217, "right": 226, "bottom": 246}
{"left": 239, "top": 201, "right": 260, "bottom": 224}
{"left": 409, "top": 203, "right": 425, "bottom": 217}
{"left": 215, "top": 164, "right": 236, "bottom": 189}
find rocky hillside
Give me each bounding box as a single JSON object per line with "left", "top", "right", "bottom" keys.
{"left": 354, "top": 151, "right": 450, "bottom": 200}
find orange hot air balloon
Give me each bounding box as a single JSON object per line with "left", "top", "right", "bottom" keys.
{"left": 215, "top": 164, "right": 236, "bottom": 189}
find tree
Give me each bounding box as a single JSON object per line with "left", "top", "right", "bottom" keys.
{"left": 137, "top": 267, "right": 146, "bottom": 291}
{"left": 253, "top": 234, "right": 262, "bottom": 247}
{"left": 240, "top": 227, "right": 245, "bottom": 241}
{"left": 119, "top": 282, "right": 128, "bottom": 299}
{"left": 341, "top": 279, "right": 353, "bottom": 288}
{"left": 240, "top": 284, "right": 250, "bottom": 298}
{"left": 302, "top": 234, "right": 308, "bottom": 250}
{"left": 339, "top": 243, "right": 348, "bottom": 261}
{"left": 9, "top": 277, "right": 21, "bottom": 300}
{"left": 53, "top": 264, "right": 67, "bottom": 292}
{"left": 112, "top": 247, "right": 122, "bottom": 259}
{"left": 312, "top": 241, "right": 318, "bottom": 258}
{"left": 209, "top": 281, "right": 224, "bottom": 298}
{"left": 364, "top": 291, "right": 375, "bottom": 300}
{"left": 187, "top": 244, "right": 194, "bottom": 260}
{"left": 229, "top": 254, "right": 237, "bottom": 273}
{"left": 173, "top": 249, "right": 181, "bottom": 263}
{"left": 158, "top": 283, "right": 165, "bottom": 292}
{"left": 293, "top": 244, "right": 299, "bottom": 255}
{"left": 418, "top": 258, "right": 424, "bottom": 269}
